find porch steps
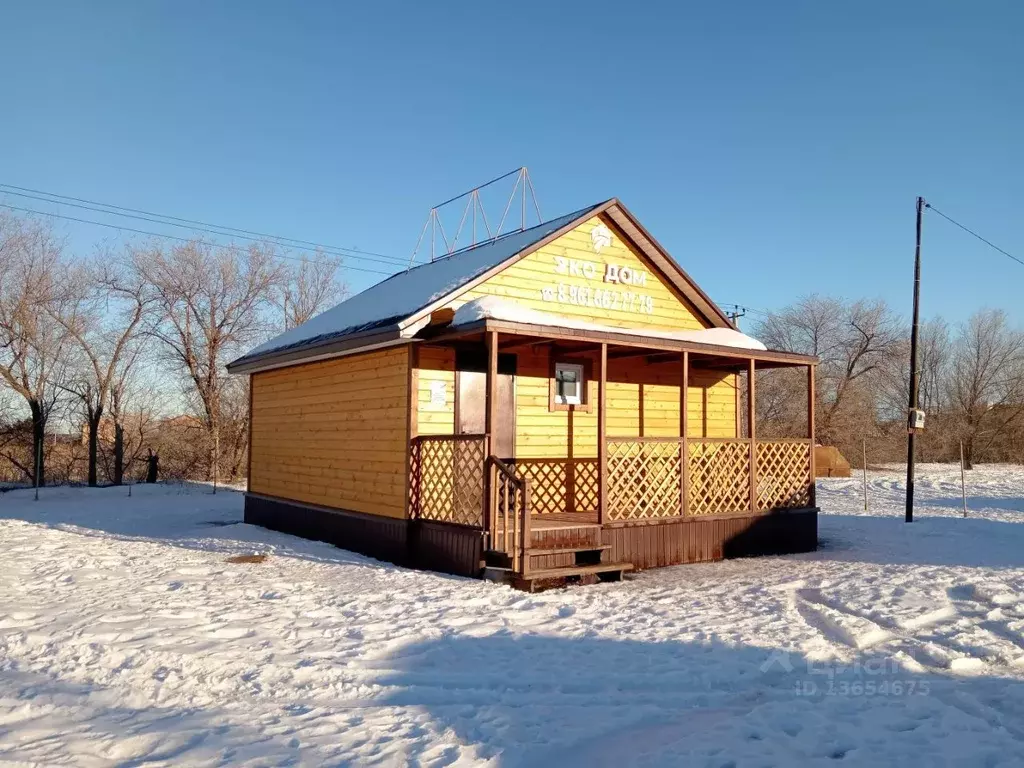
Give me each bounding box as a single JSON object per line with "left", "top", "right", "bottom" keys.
{"left": 484, "top": 541, "right": 608, "bottom": 570}
{"left": 481, "top": 561, "right": 634, "bottom": 591}
{"left": 484, "top": 536, "right": 632, "bottom": 591}
{"left": 526, "top": 544, "right": 611, "bottom": 557}
{"left": 526, "top": 562, "right": 635, "bottom": 581}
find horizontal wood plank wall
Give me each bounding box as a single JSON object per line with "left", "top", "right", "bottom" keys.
{"left": 413, "top": 345, "right": 740, "bottom": 519}
{"left": 448, "top": 215, "right": 707, "bottom": 331}
{"left": 515, "top": 348, "right": 738, "bottom": 459}
{"left": 250, "top": 347, "right": 410, "bottom": 518}
{"left": 415, "top": 346, "right": 456, "bottom": 436}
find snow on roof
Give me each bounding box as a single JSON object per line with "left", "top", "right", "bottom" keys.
{"left": 453, "top": 296, "right": 768, "bottom": 350}
{"left": 237, "top": 203, "right": 603, "bottom": 362}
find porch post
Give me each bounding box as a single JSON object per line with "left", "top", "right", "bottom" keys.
{"left": 808, "top": 364, "right": 817, "bottom": 508}
{"left": 679, "top": 351, "right": 689, "bottom": 516}
{"left": 485, "top": 330, "right": 498, "bottom": 441}
{"left": 748, "top": 359, "right": 757, "bottom": 513}
{"left": 485, "top": 331, "right": 498, "bottom": 532}
{"left": 598, "top": 342, "right": 608, "bottom": 525}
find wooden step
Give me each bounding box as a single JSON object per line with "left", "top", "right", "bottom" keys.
{"left": 526, "top": 544, "right": 612, "bottom": 556}
{"left": 482, "top": 566, "right": 514, "bottom": 583}
{"left": 525, "top": 562, "right": 634, "bottom": 580}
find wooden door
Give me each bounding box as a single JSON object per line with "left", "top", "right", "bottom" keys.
{"left": 456, "top": 351, "right": 516, "bottom": 460}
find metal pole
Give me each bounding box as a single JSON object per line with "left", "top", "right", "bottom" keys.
{"left": 33, "top": 433, "right": 41, "bottom": 502}
{"left": 521, "top": 168, "right": 527, "bottom": 230}
{"left": 960, "top": 440, "right": 967, "bottom": 518}
{"left": 862, "top": 437, "right": 868, "bottom": 512}
{"left": 905, "top": 196, "right": 924, "bottom": 523}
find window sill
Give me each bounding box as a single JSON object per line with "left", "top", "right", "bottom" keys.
{"left": 549, "top": 402, "right": 593, "bottom": 413}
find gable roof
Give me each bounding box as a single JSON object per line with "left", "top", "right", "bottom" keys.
{"left": 227, "top": 199, "right": 735, "bottom": 373}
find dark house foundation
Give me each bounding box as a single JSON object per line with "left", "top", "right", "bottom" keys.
{"left": 244, "top": 493, "right": 817, "bottom": 579}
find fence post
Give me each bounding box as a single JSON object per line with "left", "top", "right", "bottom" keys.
{"left": 862, "top": 437, "right": 868, "bottom": 512}
{"left": 960, "top": 441, "right": 968, "bottom": 518}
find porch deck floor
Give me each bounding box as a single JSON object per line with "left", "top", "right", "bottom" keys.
{"left": 530, "top": 511, "right": 599, "bottom": 530}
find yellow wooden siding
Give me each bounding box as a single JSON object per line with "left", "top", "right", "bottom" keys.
{"left": 413, "top": 344, "right": 737, "bottom": 458}
{"left": 447, "top": 215, "right": 708, "bottom": 332}
{"left": 250, "top": 347, "right": 409, "bottom": 518}
{"left": 414, "top": 346, "right": 456, "bottom": 436}
{"left": 515, "top": 349, "right": 737, "bottom": 458}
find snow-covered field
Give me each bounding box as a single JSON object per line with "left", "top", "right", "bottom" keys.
{"left": 2, "top": 466, "right": 1024, "bottom": 767}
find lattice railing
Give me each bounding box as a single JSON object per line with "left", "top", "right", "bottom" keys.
{"left": 574, "top": 460, "right": 599, "bottom": 514}
{"left": 687, "top": 439, "right": 751, "bottom": 516}
{"left": 607, "top": 438, "right": 683, "bottom": 521}
{"left": 511, "top": 459, "right": 599, "bottom": 516}
{"left": 756, "top": 439, "right": 812, "bottom": 511}
{"left": 409, "top": 435, "right": 487, "bottom": 526}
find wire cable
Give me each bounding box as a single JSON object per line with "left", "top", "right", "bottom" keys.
{"left": 0, "top": 182, "right": 414, "bottom": 269}
{"left": 925, "top": 203, "right": 1024, "bottom": 268}
{"left": 0, "top": 202, "right": 397, "bottom": 277}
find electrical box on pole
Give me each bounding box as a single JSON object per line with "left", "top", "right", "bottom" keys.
{"left": 908, "top": 408, "right": 926, "bottom": 432}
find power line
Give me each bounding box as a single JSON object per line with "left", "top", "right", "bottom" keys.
{"left": 720, "top": 302, "right": 771, "bottom": 318}
{"left": 0, "top": 182, "right": 414, "bottom": 270}
{"left": 0, "top": 202, "right": 397, "bottom": 277}
{"left": 925, "top": 203, "right": 1024, "bottom": 268}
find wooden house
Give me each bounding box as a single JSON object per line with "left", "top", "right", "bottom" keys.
{"left": 228, "top": 199, "right": 818, "bottom": 589}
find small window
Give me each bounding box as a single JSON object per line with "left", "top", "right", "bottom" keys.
{"left": 554, "top": 362, "right": 584, "bottom": 406}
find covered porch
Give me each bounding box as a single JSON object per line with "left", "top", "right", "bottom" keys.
{"left": 408, "top": 316, "right": 818, "bottom": 584}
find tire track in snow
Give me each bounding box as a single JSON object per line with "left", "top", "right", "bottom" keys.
{"left": 784, "top": 581, "right": 1024, "bottom": 673}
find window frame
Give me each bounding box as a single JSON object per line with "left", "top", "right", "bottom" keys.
{"left": 549, "top": 357, "right": 593, "bottom": 412}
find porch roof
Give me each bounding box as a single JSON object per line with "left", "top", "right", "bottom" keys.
{"left": 422, "top": 317, "right": 818, "bottom": 370}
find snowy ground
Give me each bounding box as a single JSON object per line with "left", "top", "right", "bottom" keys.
{"left": 2, "top": 466, "right": 1024, "bottom": 766}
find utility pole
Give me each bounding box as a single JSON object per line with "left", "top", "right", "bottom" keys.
{"left": 905, "top": 196, "right": 925, "bottom": 523}
{"left": 726, "top": 306, "right": 747, "bottom": 329}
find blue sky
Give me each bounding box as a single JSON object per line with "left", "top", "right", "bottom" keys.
{"left": 2, "top": 1, "right": 1022, "bottom": 327}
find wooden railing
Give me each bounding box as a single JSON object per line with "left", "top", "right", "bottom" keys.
{"left": 607, "top": 438, "right": 684, "bottom": 521}
{"left": 509, "top": 458, "right": 598, "bottom": 516}
{"left": 605, "top": 437, "right": 813, "bottom": 520}
{"left": 487, "top": 456, "right": 532, "bottom": 575}
{"left": 755, "top": 439, "right": 813, "bottom": 511}
{"left": 409, "top": 434, "right": 488, "bottom": 526}
{"left": 410, "top": 433, "right": 811, "bottom": 552}
{"left": 687, "top": 438, "right": 753, "bottom": 516}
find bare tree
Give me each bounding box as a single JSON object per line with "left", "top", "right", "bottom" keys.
{"left": 0, "top": 214, "right": 73, "bottom": 486}
{"left": 756, "top": 295, "right": 902, "bottom": 452}
{"left": 948, "top": 309, "right": 1024, "bottom": 469}
{"left": 99, "top": 374, "right": 163, "bottom": 484}
{"left": 875, "top": 318, "right": 951, "bottom": 417}
{"left": 48, "top": 251, "right": 154, "bottom": 486}
{"left": 138, "top": 240, "right": 283, "bottom": 486}
{"left": 220, "top": 374, "right": 250, "bottom": 482}
{"left": 280, "top": 252, "right": 346, "bottom": 329}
